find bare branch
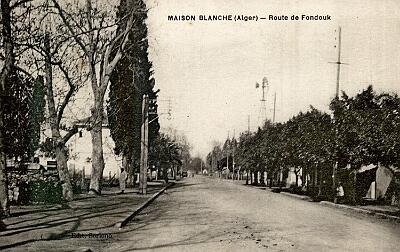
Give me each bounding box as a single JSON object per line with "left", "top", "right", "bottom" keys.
{"left": 56, "top": 63, "right": 76, "bottom": 126}
{"left": 51, "top": 0, "right": 90, "bottom": 58}
{"left": 10, "top": 0, "right": 32, "bottom": 10}
{"left": 86, "top": 0, "right": 95, "bottom": 63}
{"left": 102, "top": 11, "right": 135, "bottom": 92}
{"left": 61, "top": 125, "right": 78, "bottom": 144}
{"left": 14, "top": 65, "right": 33, "bottom": 79}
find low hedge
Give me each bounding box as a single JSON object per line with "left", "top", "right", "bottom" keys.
{"left": 29, "top": 180, "right": 63, "bottom": 204}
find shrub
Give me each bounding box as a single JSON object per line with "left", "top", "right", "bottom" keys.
{"left": 29, "top": 180, "right": 63, "bottom": 204}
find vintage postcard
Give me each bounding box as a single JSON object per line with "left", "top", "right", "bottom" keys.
{"left": 0, "top": 0, "right": 399, "bottom": 251}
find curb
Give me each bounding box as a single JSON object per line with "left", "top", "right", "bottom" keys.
{"left": 238, "top": 181, "right": 400, "bottom": 223}
{"left": 320, "top": 201, "right": 400, "bottom": 223}
{"left": 280, "top": 192, "right": 312, "bottom": 201}
{"left": 115, "top": 182, "right": 175, "bottom": 228}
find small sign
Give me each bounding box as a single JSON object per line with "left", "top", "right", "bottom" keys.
{"left": 47, "top": 160, "right": 57, "bottom": 170}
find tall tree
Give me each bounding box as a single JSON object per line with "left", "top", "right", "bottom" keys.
{"left": 52, "top": 0, "right": 135, "bottom": 194}
{"left": 3, "top": 69, "right": 33, "bottom": 161}
{"left": 28, "top": 76, "right": 45, "bottom": 156}
{"left": 1, "top": 0, "right": 47, "bottom": 222}
{"left": 107, "top": 0, "right": 158, "bottom": 184}
{"left": 41, "top": 32, "right": 78, "bottom": 201}
{"left": 14, "top": 0, "right": 93, "bottom": 201}
{"left": 0, "top": 0, "right": 14, "bottom": 224}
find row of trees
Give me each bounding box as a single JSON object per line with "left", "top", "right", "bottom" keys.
{"left": 149, "top": 132, "right": 191, "bottom": 180}
{"left": 208, "top": 86, "right": 400, "bottom": 202}
{"left": 0, "top": 0, "right": 157, "bottom": 227}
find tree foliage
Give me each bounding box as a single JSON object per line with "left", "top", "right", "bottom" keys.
{"left": 107, "top": 0, "right": 159, "bottom": 173}
{"left": 3, "top": 69, "right": 33, "bottom": 161}
{"left": 225, "top": 85, "right": 399, "bottom": 189}
{"left": 231, "top": 108, "right": 334, "bottom": 178}
{"left": 331, "top": 85, "right": 400, "bottom": 169}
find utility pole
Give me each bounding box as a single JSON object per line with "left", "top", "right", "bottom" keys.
{"left": 232, "top": 141, "right": 235, "bottom": 181}
{"left": 139, "top": 94, "right": 149, "bottom": 194}
{"left": 226, "top": 131, "right": 229, "bottom": 179}
{"left": 211, "top": 152, "right": 214, "bottom": 176}
{"left": 232, "top": 130, "right": 235, "bottom": 181}
{"left": 247, "top": 115, "right": 250, "bottom": 133}
{"left": 335, "top": 26, "right": 342, "bottom": 97}
{"left": 329, "top": 26, "right": 346, "bottom": 96}
{"left": 273, "top": 92, "right": 277, "bottom": 123}
{"left": 330, "top": 26, "right": 345, "bottom": 202}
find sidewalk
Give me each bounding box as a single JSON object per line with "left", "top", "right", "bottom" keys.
{"left": 319, "top": 201, "right": 400, "bottom": 222}
{"left": 217, "top": 177, "right": 400, "bottom": 222}
{"left": 0, "top": 181, "right": 166, "bottom": 252}
{"left": 275, "top": 188, "right": 400, "bottom": 222}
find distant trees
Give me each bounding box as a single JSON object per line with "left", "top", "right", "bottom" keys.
{"left": 236, "top": 108, "right": 334, "bottom": 190}
{"left": 187, "top": 157, "right": 206, "bottom": 174}
{"left": 148, "top": 132, "right": 190, "bottom": 180}
{"left": 221, "top": 85, "right": 399, "bottom": 202}
{"left": 207, "top": 142, "right": 223, "bottom": 175}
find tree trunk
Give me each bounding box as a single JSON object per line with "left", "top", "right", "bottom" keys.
{"left": 260, "top": 170, "right": 265, "bottom": 185}
{"left": 0, "top": 100, "right": 8, "bottom": 221}
{"left": 318, "top": 173, "right": 322, "bottom": 197}
{"left": 164, "top": 166, "right": 168, "bottom": 183}
{"left": 0, "top": 0, "right": 12, "bottom": 225}
{"left": 351, "top": 171, "right": 357, "bottom": 204}
{"left": 246, "top": 170, "right": 249, "bottom": 185}
{"left": 123, "top": 154, "right": 133, "bottom": 187}
{"left": 89, "top": 115, "right": 104, "bottom": 194}
{"left": 122, "top": 154, "right": 128, "bottom": 180}
{"left": 89, "top": 92, "right": 105, "bottom": 194}
{"left": 313, "top": 167, "right": 317, "bottom": 187}
{"left": 173, "top": 165, "right": 177, "bottom": 180}
{"left": 44, "top": 33, "right": 73, "bottom": 201}
{"left": 0, "top": 98, "right": 8, "bottom": 222}
{"left": 55, "top": 146, "right": 73, "bottom": 201}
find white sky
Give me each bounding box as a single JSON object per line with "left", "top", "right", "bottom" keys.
{"left": 146, "top": 0, "right": 400, "bottom": 158}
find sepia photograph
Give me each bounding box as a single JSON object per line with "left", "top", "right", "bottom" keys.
{"left": 0, "top": 0, "right": 400, "bottom": 251}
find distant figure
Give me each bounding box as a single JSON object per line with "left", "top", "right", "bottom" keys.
{"left": 119, "top": 168, "right": 127, "bottom": 194}
{"left": 336, "top": 182, "right": 345, "bottom": 203}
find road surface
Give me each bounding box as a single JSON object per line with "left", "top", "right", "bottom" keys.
{"left": 106, "top": 176, "right": 400, "bottom": 252}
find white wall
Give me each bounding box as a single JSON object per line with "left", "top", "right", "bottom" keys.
{"left": 67, "top": 128, "right": 122, "bottom": 178}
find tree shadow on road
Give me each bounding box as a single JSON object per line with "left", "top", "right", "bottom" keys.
{"left": 0, "top": 185, "right": 164, "bottom": 251}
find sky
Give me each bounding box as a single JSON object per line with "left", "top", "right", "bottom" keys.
{"left": 145, "top": 0, "right": 400, "bottom": 158}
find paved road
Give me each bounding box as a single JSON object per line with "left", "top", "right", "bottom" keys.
{"left": 107, "top": 176, "right": 400, "bottom": 252}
